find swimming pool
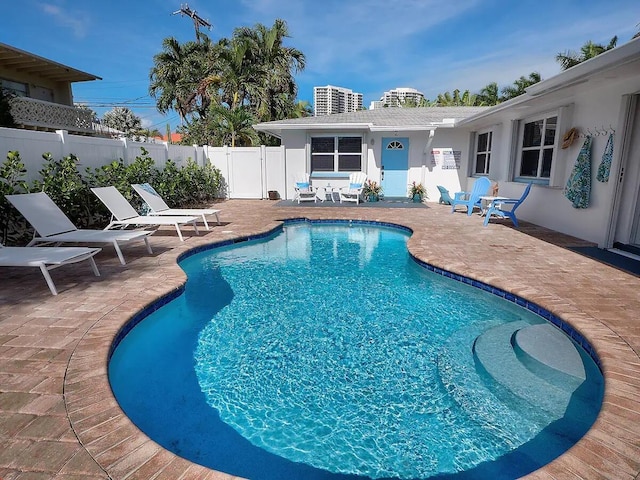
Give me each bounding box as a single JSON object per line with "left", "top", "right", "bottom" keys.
{"left": 108, "top": 220, "right": 603, "bottom": 479}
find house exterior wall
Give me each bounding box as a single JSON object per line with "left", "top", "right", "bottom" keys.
{"left": 364, "top": 129, "right": 470, "bottom": 199}
{"left": 462, "top": 73, "right": 640, "bottom": 246}
{"left": 0, "top": 66, "right": 73, "bottom": 105}
{"left": 282, "top": 130, "right": 309, "bottom": 200}
{"left": 272, "top": 128, "right": 474, "bottom": 200}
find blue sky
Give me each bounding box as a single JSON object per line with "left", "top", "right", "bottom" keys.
{"left": 2, "top": 0, "right": 638, "bottom": 131}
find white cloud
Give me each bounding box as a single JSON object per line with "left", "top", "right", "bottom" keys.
{"left": 39, "top": 2, "right": 90, "bottom": 38}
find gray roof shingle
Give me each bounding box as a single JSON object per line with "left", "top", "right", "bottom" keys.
{"left": 254, "top": 106, "right": 489, "bottom": 132}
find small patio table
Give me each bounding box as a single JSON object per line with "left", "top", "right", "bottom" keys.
{"left": 318, "top": 184, "right": 339, "bottom": 202}
{"left": 479, "top": 195, "right": 509, "bottom": 216}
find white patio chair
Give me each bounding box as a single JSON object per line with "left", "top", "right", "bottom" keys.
{"left": 293, "top": 174, "right": 317, "bottom": 203}
{"left": 339, "top": 172, "right": 367, "bottom": 204}
{"left": 0, "top": 243, "right": 101, "bottom": 295}
{"left": 91, "top": 186, "right": 199, "bottom": 242}
{"left": 6, "top": 192, "right": 153, "bottom": 265}
{"left": 132, "top": 183, "right": 221, "bottom": 230}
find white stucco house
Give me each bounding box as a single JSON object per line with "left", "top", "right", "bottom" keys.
{"left": 254, "top": 36, "right": 640, "bottom": 250}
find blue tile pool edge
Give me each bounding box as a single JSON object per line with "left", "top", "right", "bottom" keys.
{"left": 107, "top": 218, "right": 601, "bottom": 372}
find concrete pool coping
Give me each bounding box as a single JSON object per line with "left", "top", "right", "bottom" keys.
{"left": 1, "top": 199, "right": 639, "bottom": 479}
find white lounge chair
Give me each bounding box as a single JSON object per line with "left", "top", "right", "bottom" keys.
{"left": 293, "top": 174, "right": 317, "bottom": 203}
{"left": 132, "top": 183, "right": 221, "bottom": 230}
{"left": 91, "top": 186, "right": 199, "bottom": 242}
{"left": 6, "top": 192, "right": 153, "bottom": 266}
{"left": 339, "top": 172, "right": 367, "bottom": 204}
{"left": 0, "top": 243, "right": 101, "bottom": 295}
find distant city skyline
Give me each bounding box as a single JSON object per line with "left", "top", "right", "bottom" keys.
{"left": 1, "top": 1, "right": 637, "bottom": 129}
{"left": 313, "top": 85, "right": 363, "bottom": 116}
{"left": 370, "top": 87, "right": 426, "bottom": 109}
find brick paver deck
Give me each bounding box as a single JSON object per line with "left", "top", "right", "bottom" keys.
{"left": 1, "top": 200, "right": 639, "bottom": 479}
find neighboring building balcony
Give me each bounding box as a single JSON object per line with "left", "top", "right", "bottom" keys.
{"left": 9, "top": 96, "right": 94, "bottom": 135}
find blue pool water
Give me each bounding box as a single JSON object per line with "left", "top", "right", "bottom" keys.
{"left": 109, "top": 221, "right": 603, "bottom": 480}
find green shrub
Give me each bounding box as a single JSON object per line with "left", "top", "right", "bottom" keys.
{"left": 32, "top": 153, "right": 100, "bottom": 228}
{"left": 179, "top": 159, "right": 222, "bottom": 206}
{"left": 153, "top": 159, "right": 183, "bottom": 207}
{"left": 2, "top": 147, "right": 224, "bottom": 242}
{"left": 0, "top": 89, "right": 16, "bottom": 128}
{"left": 0, "top": 151, "right": 29, "bottom": 245}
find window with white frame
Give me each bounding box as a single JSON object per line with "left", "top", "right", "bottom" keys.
{"left": 473, "top": 130, "right": 492, "bottom": 175}
{"left": 517, "top": 114, "right": 557, "bottom": 181}
{"left": 310, "top": 136, "right": 362, "bottom": 172}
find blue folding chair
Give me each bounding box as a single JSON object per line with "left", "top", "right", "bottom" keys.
{"left": 451, "top": 177, "right": 492, "bottom": 216}
{"left": 483, "top": 183, "right": 532, "bottom": 227}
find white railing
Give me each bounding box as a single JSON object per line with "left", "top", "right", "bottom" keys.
{"left": 9, "top": 97, "right": 95, "bottom": 134}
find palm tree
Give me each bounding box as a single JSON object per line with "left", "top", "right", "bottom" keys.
{"left": 435, "top": 89, "right": 477, "bottom": 106}
{"left": 399, "top": 97, "right": 418, "bottom": 108}
{"left": 418, "top": 97, "right": 437, "bottom": 107}
{"left": 232, "top": 19, "right": 306, "bottom": 122}
{"left": 458, "top": 90, "right": 477, "bottom": 106}
{"left": 149, "top": 37, "right": 212, "bottom": 124}
{"left": 149, "top": 19, "right": 306, "bottom": 141}
{"left": 556, "top": 37, "right": 618, "bottom": 70}
{"left": 208, "top": 105, "right": 259, "bottom": 147}
{"left": 149, "top": 37, "right": 189, "bottom": 122}
{"left": 436, "top": 91, "right": 454, "bottom": 106}
{"left": 292, "top": 100, "right": 312, "bottom": 118}
{"left": 476, "top": 82, "right": 500, "bottom": 106}
{"left": 500, "top": 72, "right": 541, "bottom": 101}
{"left": 217, "top": 37, "right": 256, "bottom": 110}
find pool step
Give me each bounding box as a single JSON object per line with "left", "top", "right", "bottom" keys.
{"left": 438, "top": 320, "right": 602, "bottom": 470}
{"left": 436, "top": 321, "right": 546, "bottom": 447}
{"left": 473, "top": 321, "right": 602, "bottom": 443}
{"left": 473, "top": 322, "right": 577, "bottom": 418}
{"left": 513, "top": 323, "right": 585, "bottom": 389}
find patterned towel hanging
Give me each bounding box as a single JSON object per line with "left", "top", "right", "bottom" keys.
{"left": 596, "top": 132, "right": 614, "bottom": 182}
{"left": 564, "top": 135, "right": 592, "bottom": 208}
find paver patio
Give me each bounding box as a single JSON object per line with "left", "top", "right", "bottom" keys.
{"left": 0, "top": 199, "right": 639, "bottom": 479}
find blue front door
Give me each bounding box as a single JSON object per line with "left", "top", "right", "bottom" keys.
{"left": 381, "top": 138, "right": 409, "bottom": 197}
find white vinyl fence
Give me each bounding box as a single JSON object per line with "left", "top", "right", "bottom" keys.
{"left": 0, "top": 128, "right": 281, "bottom": 199}
{"left": 208, "top": 145, "right": 285, "bottom": 199}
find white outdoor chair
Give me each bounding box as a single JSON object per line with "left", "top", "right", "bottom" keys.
{"left": 0, "top": 243, "right": 101, "bottom": 295}
{"left": 6, "top": 192, "right": 153, "bottom": 266}
{"left": 293, "top": 174, "right": 317, "bottom": 203}
{"left": 339, "top": 172, "right": 367, "bottom": 204}
{"left": 91, "top": 186, "right": 199, "bottom": 242}
{"left": 132, "top": 183, "right": 221, "bottom": 230}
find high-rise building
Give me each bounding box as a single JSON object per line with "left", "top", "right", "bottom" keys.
{"left": 313, "top": 85, "right": 363, "bottom": 116}
{"left": 372, "top": 87, "right": 425, "bottom": 108}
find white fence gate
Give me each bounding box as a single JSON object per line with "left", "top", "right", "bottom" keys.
{"left": 207, "top": 145, "right": 285, "bottom": 199}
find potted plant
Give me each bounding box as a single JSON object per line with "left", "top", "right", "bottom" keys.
{"left": 409, "top": 181, "right": 427, "bottom": 203}
{"left": 362, "top": 180, "right": 382, "bottom": 202}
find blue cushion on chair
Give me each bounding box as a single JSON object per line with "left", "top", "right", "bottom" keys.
{"left": 296, "top": 182, "right": 310, "bottom": 189}
{"left": 349, "top": 183, "right": 362, "bottom": 189}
